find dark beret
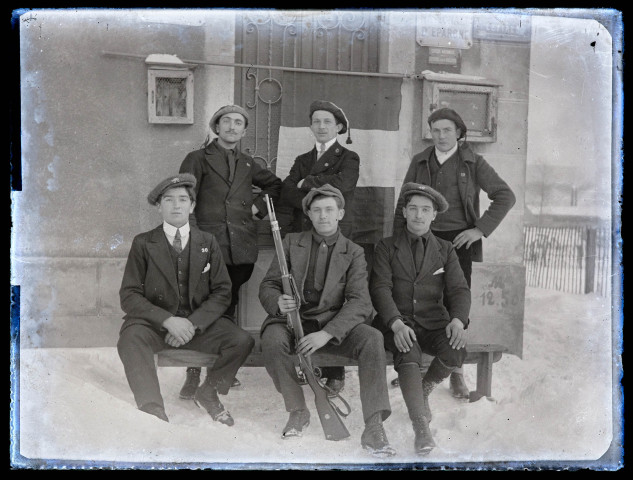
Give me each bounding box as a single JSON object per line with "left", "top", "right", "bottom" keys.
{"left": 400, "top": 182, "right": 449, "bottom": 214}
{"left": 309, "top": 100, "right": 348, "bottom": 134}
{"left": 302, "top": 184, "right": 345, "bottom": 215}
{"left": 147, "top": 173, "right": 197, "bottom": 205}
{"left": 428, "top": 108, "right": 467, "bottom": 140}
{"left": 209, "top": 104, "right": 250, "bottom": 130}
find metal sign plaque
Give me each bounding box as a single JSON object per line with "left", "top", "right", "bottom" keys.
{"left": 416, "top": 12, "right": 473, "bottom": 49}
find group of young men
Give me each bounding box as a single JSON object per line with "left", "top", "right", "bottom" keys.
{"left": 117, "top": 100, "right": 515, "bottom": 457}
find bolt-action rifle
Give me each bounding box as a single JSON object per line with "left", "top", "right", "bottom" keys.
{"left": 264, "top": 194, "right": 351, "bottom": 441}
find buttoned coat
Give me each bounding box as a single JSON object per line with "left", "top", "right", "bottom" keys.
{"left": 258, "top": 230, "right": 373, "bottom": 345}
{"left": 369, "top": 228, "right": 471, "bottom": 333}
{"left": 179, "top": 141, "right": 282, "bottom": 266}
{"left": 393, "top": 142, "right": 516, "bottom": 262}
{"left": 280, "top": 141, "right": 360, "bottom": 236}
{"left": 119, "top": 225, "right": 232, "bottom": 335}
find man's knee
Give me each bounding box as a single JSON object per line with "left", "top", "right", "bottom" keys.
{"left": 260, "top": 324, "right": 290, "bottom": 353}
{"left": 439, "top": 346, "right": 467, "bottom": 368}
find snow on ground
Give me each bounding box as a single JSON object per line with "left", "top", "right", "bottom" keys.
{"left": 13, "top": 287, "right": 620, "bottom": 469}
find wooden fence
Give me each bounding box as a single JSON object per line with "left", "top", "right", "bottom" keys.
{"left": 523, "top": 225, "right": 611, "bottom": 296}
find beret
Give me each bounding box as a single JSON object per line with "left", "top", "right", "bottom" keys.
{"left": 302, "top": 184, "right": 345, "bottom": 215}
{"left": 428, "top": 107, "right": 467, "bottom": 140}
{"left": 400, "top": 182, "right": 449, "bottom": 214}
{"left": 147, "top": 173, "right": 197, "bottom": 205}
{"left": 309, "top": 100, "right": 349, "bottom": 135}
{"left": 209, "top": 104, "right": 250, "bottom": 130}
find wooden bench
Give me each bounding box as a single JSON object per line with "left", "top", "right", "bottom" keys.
{"left": 157, "top": 335, "right": 506, "bottom": 402}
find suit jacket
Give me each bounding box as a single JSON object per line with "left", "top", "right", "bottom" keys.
{"left": 258, "top": 230, "right": 373, "bottom": 345}
{"left": 393, "top": 142, "right": 516, "bottom": 262}
{"left": 119, "top": 225, "right": 232, "bottom": 334}
{"left": 179, "top": 140, "right": 282, "bottom": 265}
{"left": 369, "top": 228, "right": 471, "bottom": 332}
{"left": 280, "top": 141, "right": 360, "bottom": 237}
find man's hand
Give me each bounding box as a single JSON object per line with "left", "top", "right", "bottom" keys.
{"left": 391, "top": 318, "right": 417, "bottom": 353}
{"left": 296, "top": 331, "right": 333, "bottom": 357}
{"left": 162, "top": 316, "right": 196, "bottom": 347}
{"left": 445, "top": 318, "right": 467, "bottom": 350}
{"left": 453, "top": 227, "right": 484, "bottom": 250}
{"left": 277, "top": 294, "right": 298, "bottom": 314}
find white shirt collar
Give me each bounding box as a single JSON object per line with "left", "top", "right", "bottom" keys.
{"left": 315, "top": 137, "right": 337, "bottom": 153}
{"left": 435, "top": 143, "right": 458, "bottom": 164}
{"left": 163, "top": 222, "right": 190, "bottom": 239}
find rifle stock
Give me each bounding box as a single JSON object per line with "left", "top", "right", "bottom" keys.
{"left": 265, "top": 195, "right": 350, "bottom": 441}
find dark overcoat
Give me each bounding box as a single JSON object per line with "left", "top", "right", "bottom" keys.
{"left": 393, "top": 142, "right": 516, "bottom": 262}
{"left": 280, "top": 141, "right": 359, "bottom": 237}
{"left": 258, "top": 230, "right": 373, "bottom": 345}
{"left": 119, "top": 225, "right": 232, "bottom": 334}
{"left": 369, "top": 228, "right": 471, "bottom": 333}
{"left": 179, "top": 142, "right": 282, "bottom": 265}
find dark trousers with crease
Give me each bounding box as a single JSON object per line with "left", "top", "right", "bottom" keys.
{"left": 261, "top": 321, "right": 391, "bottom": 423}
{"left": 118, "top": 317, "right": 254, "bottom": 410}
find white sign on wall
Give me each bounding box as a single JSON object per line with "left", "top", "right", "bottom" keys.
{"left": 416, "top": 12, "right": 473, "bottom": 49}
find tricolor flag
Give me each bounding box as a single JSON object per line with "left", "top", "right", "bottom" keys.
{"left": 276, "top": 72, "right": 404, "bottom": 246}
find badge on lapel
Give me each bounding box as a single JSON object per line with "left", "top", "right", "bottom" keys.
{"left": 201, "top": 247, "right": 209, "bottom": 253}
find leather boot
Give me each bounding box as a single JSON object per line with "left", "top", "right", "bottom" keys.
{"left": 449, "top": 370, "right": 470, "bottom": 400}
{"left": 179, "top": 367, "right": 201, "bottom": 400}
{"left": 412, "top": 415, "right": 435, "bottom": 455}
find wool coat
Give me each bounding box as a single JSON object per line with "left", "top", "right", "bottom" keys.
{"left": 179, "top": 140, "right": 282, "bottom": 266}
{"left": 393, "top": 142, "right": 516, "bottom": 262}
{"left": 369, "top": 228, "right": 471, "bottom": 333}
{"left": 279, "top": 141, "right": 359, "bottom": 237}
{"left": 119, "top": 225, "right": 232, "bottom": 334}
{"left": 258, "top": 230, "right": 373, "bottom": 345}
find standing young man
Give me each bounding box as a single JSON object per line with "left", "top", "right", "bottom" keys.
{"left": 259, "top": 184, "right": 395, "bottom": 458}
{"left": 370, "top": 183, "right": 471, "bottom": 454}
{"left": 118, "top": 173, "right": 254, "bottom": 425}
{"left": 178, "top": 104, "right": 282, "bottom": 397}
{"left": 392, "top": 108, "right": 516, "bottom": 398}
{"left": 278, "top": 100, "right": 360, "bottom": 395}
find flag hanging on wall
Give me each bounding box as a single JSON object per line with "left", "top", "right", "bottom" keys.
{"left": 276, "top": 72, "right": 403, "bottom": 245}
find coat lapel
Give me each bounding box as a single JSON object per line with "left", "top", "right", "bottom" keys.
{"left": 393, "top": 231, "right": 417, "bottom": 281}
{"left": 146, "top": 226, "right": 179, "bottom": 296}
{"left": 187, "top": 228, "right": 208, "bottom": 305}
{"left": 310, "top": 141, "right": 342, "bottom": 174}
{"left": 228, "top": 151, "right": 252, "bottom": 196}
{"left": 319, "top": 235, "right": 352, "bottom": 301}
{"left": 290, "top": 231, "right": 312, "bottom": 302}
{"left": 416, "top": 234, "right": 444, "bottom": 281}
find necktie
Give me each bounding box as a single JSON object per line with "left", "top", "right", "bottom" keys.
{"left": 173, "top": 229, "right": 182, "bottom": 254}
{"left": 317, "top": 143, "right": 326, "bottom": 160}
{"left": 227, "top": 150, "right": 236, "bottom": 183}
{"left": 314, "top": 240, "right": 328, "bottom": 291}
{"left": 414, "top": 237, "right": 425, "bottom": 273}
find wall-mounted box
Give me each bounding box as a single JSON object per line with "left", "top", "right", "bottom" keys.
{"left": 146, "top": 54, "right": 196, "bottom": 124}
{"left": 421, "top": 71, "right": 501, "bottom": 143}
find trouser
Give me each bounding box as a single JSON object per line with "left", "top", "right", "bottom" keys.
{"left": 118, "top": 317, "right": 254, "bottom": 409}
{"left": 225, "top": 263, "right": 255, "bottom": 318}
{"left": 261, "top": 322, "right": 392, "bottom": 423}
{"left": 383, "top": 322, "right": 467, "bottom": 373}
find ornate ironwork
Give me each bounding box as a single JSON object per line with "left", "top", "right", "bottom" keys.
{"left": 236, "top": 11, "right": 381, "bottom": 172}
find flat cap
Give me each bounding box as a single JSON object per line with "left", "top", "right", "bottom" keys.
{"left": 309, "top": 100, "right": 349, "bottom": 135}
{"left": 147, "top": 173, "right": 197, "bottom": 205}
{"left": 400, "top": 182, "right": 449, "bottom": 214}
{"left": 428, "top": 107, "right": 467, "bottom": 140}
{"left": 302, "top": 184, "right": 345, "bottom": 215}
{"left": 209, "top": 104, "right": 250, "bottom": 130}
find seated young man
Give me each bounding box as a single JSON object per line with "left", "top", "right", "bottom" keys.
{"left": 258, "top": 184, "right": 395, "bottom": 458}
{"left": 369, "top": 183, "right": 471, "bottom": 455}
{"left": 118, "top": 173, "right": 254, "bottom": 425}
